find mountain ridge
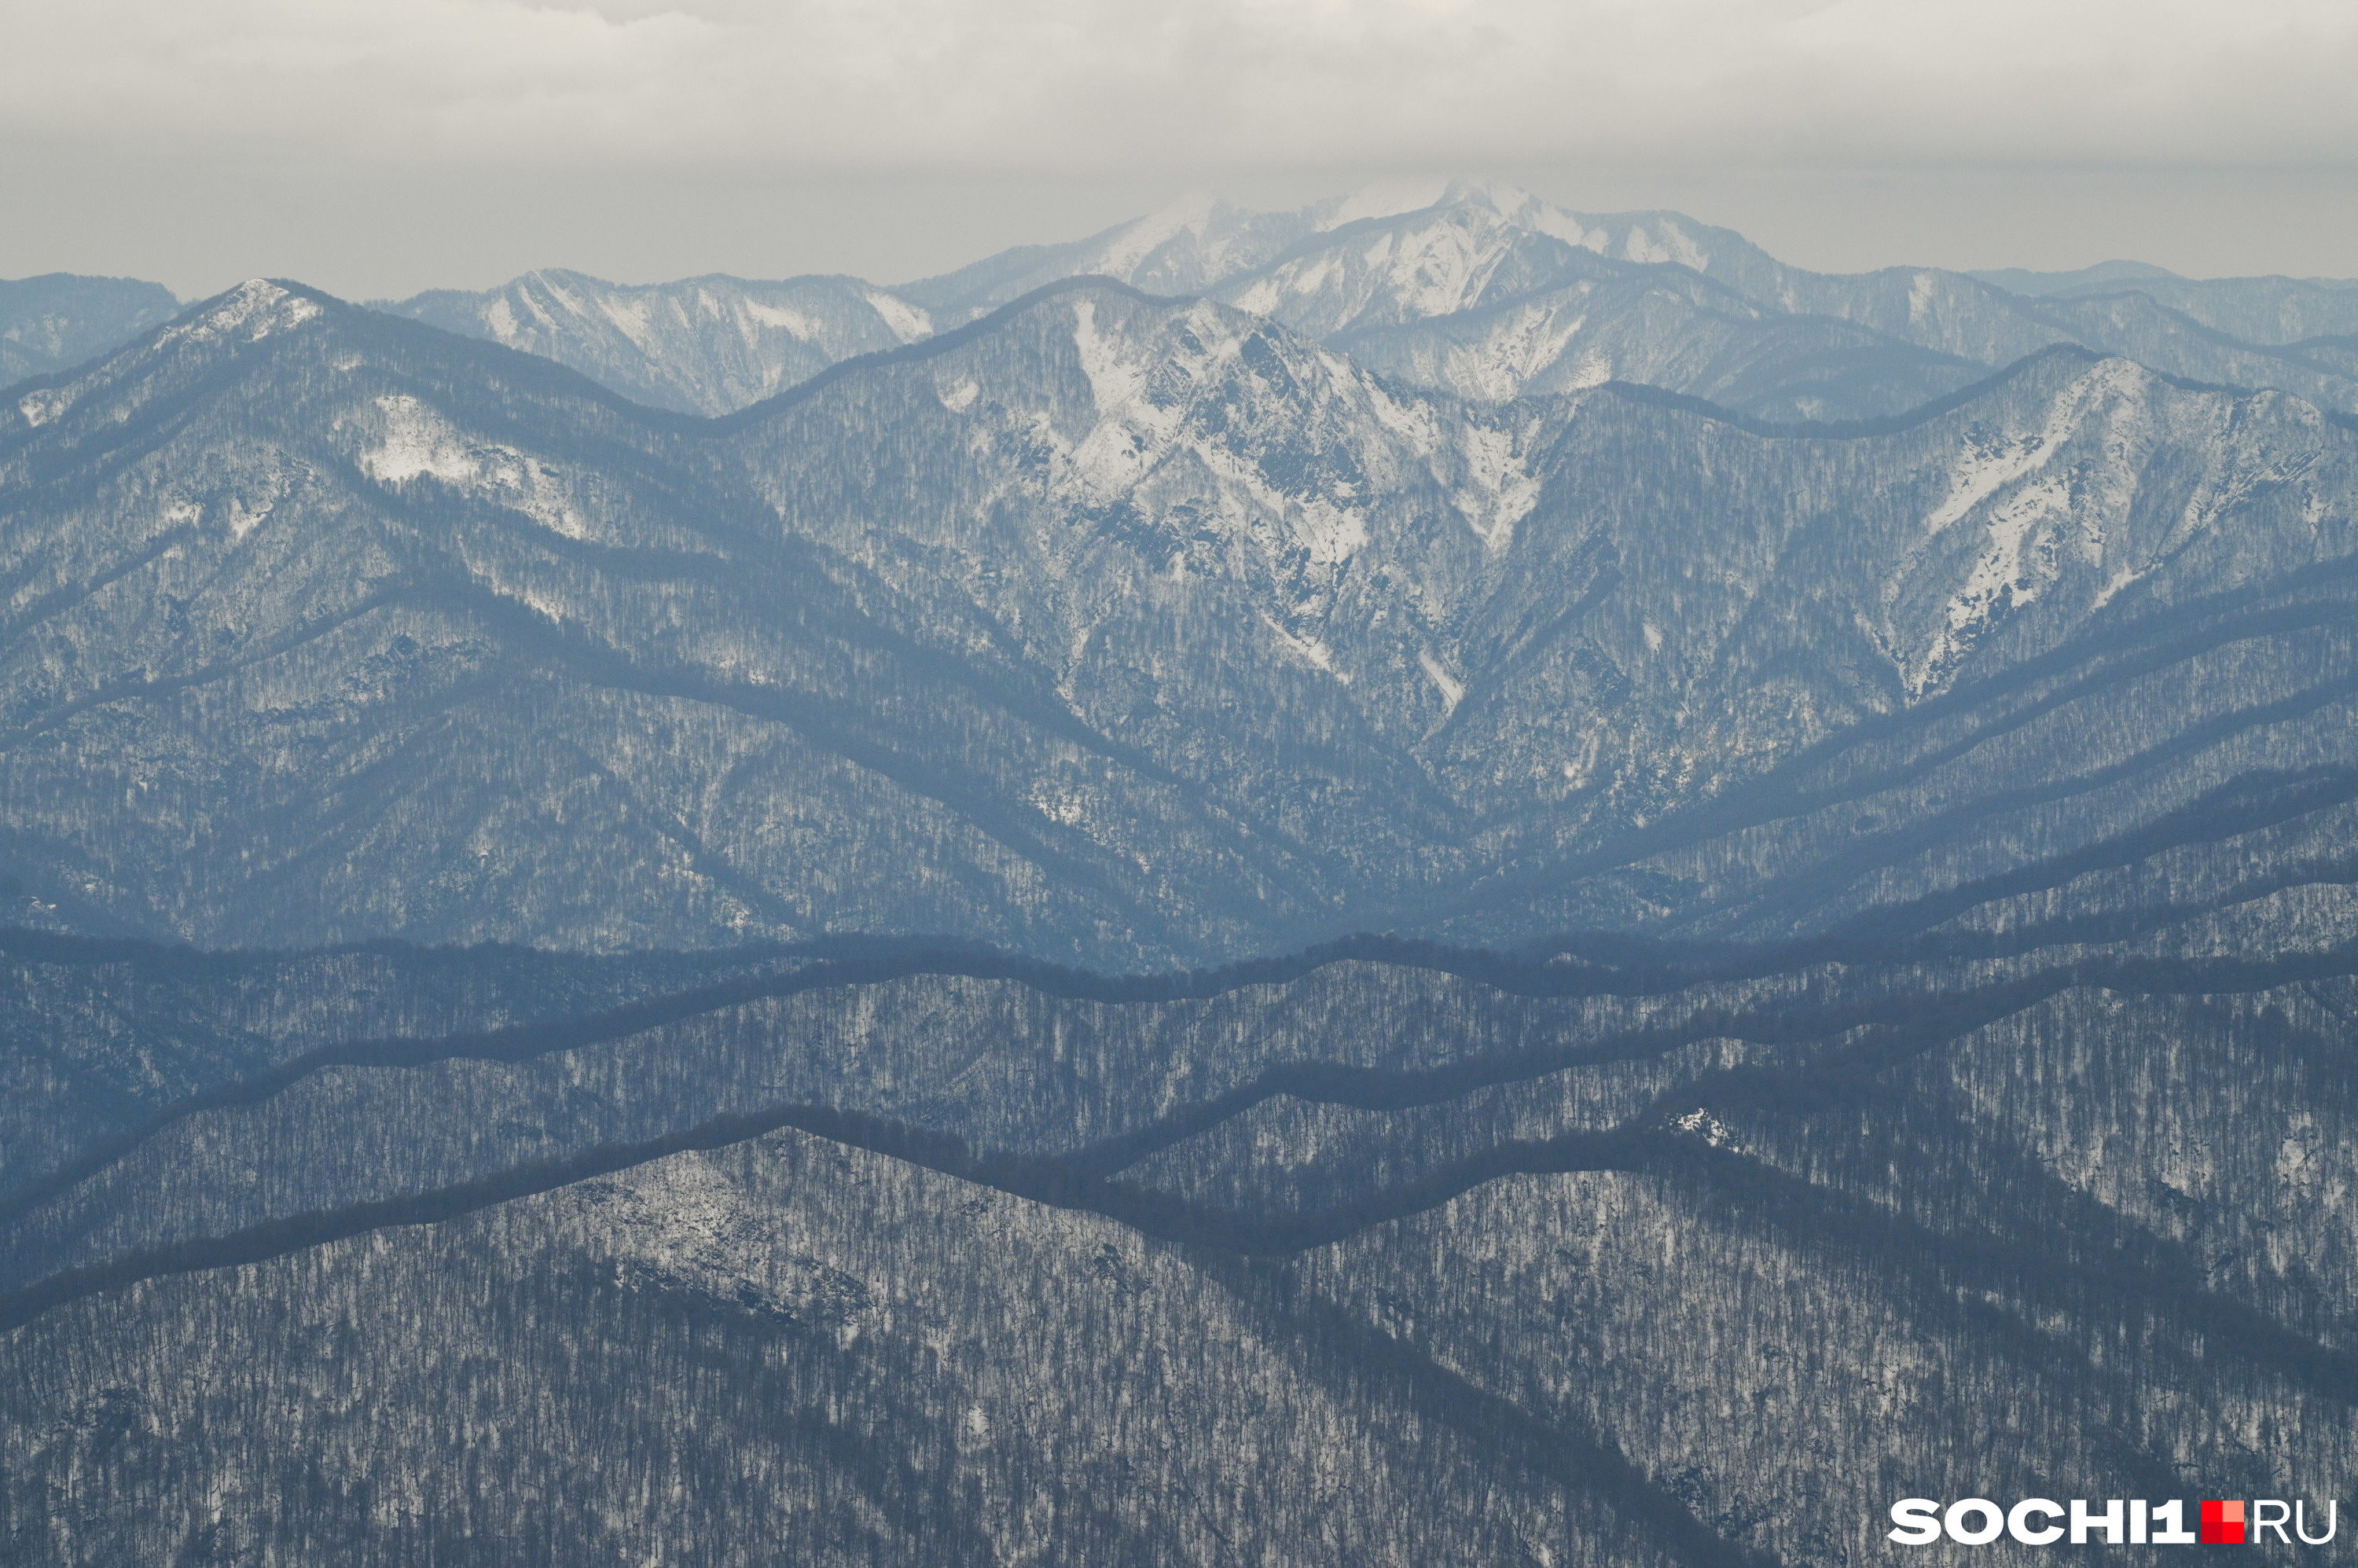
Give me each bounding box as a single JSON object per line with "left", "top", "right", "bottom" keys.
{"left": 7, "top": 234, "right": 2358, "bottom": 1565}
{"left": 5, "top": 277, "right": 2356, "bottom": 968}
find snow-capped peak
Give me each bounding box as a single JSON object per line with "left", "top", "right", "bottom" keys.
{"left": 160, "top": 280, "right": 325, "bottom": 350}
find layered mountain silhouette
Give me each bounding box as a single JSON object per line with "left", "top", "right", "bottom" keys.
{"left": 380, "top": 270, "right": 935, "bottom": 416}
{"left": 369, "top": 180, "right": 2358, "bottom": 422}
{"left": 0, "top": 272, "right": 179, "bottom": 384}
{"left": 6, "top": 192, "right": 2358, "bottom": 1566}
{"left": 4, "top": 276, "right": 2355, "bottom": 965}
{"left": 24, "top": 181, "right": 2358, "bottom": 422}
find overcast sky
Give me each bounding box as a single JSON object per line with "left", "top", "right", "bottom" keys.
{"left": 3, "top": 0, "right": 2355, "bottom": 300}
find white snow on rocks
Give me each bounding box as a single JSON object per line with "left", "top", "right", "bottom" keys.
{"left": 1450, "top": 422, "right": 1541, "bottom": 551}
{"left": 1264, "top": 615, "right": 1346, "bottom": 681}
{"left": 156, "top": 280, "right": 322, "bottom": 352}
{"left": 359, "top": 394, "right": 594, "bottom": 540}
{"left": 15, "top": 388, "right": 72, "bottom": 428}
{"left": 1417, "top": 649, "right": 1465, "bottom": 710}
{"left": 1671, "top": 1108, "right": 1744, "bottom": 1151}
{"left": 1904, "top": 360, "right": 2161, "bottom": 692}
{"left": 865, "top": 291, "right": 932, "bottom": 343}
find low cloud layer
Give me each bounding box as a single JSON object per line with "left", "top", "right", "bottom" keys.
{"left": 4, "top": 2, "right": 2356, "bottom": 299}
{"left": 9, "top": 0, "right": 2358, "bottom": 173}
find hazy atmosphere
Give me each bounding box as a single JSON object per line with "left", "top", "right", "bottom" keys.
{"left": 12, "top": 4, "right": 2358, "bottom": 1562}
{"left": 5, "top": 0, "right": 2356, "bottom": 299}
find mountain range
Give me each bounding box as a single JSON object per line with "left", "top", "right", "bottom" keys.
{"left": 6, "top": 186, "right": 2358, "bottom": 1565}
{"left": 19, "top": 180, "right": 2358, "bottom": 426}
{"left": 362, "top": 180, "right": 2358, "bottom": 423}
{"left": 5, "top": 273, "right": 2354, "bottom": 965}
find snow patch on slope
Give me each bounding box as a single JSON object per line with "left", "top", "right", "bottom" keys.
{"left": 1072, "top": 299, "right": 1148, "bottom": 417}
{"left": 743, "top": 301, "right": 817, "bottom": 336}
{"left": 1451, "top": 422, "right": 1541, "bottom": 551}
{"left": 1904, "top": 360, "right": 2160, "bottom": 692}
{"left": 1938, "top": 474, "right": 2072, "bottom": 638}
{"left": 158, "top": 280, "right": 323, "bottom": 351}
{"left": 595, "top": 294, "right": 659, "bottom": 353}
{"left": 1617, "top": 223, "right": 1706, "bottom": 272}
{"left": 1417, "top": 649, "right": 1465, "bottom": 710}
{"left": 1373, "top": 222, "right": 1502, "bottom": 320}
{"left": 865, "top": 292, "right": 932, "bottom": 343}
{"left": 1067, "top": 298, "right": 1194, "bottom": 496}
{"left": 1463, "top": 303, "right": 1591, "bottom": 399}
{"left": 16, "top": 388, "right": 72, "bottom": 428}
{"left": 1264, "top": 615, "right": 1347, "bottom": 681}
{"left": 360, "top": 394, "right": 595, "bottom": 540}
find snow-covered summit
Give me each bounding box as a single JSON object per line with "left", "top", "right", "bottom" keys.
{"left": 158, "top": 279, "right": 325, "bottom": 347}
{"left": 364, "top": 187, "right": 2358, "bottom": 425}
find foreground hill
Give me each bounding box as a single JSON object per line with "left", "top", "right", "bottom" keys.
{"left": 2, "top": 923, "right": 2352, "bottom": 1565}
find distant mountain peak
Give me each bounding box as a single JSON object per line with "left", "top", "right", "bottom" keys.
{"left": 162, "top": 278, "right": 325, "bottom": 348}
{"left": 376, "top": 271, "right": 936, "bottom": 416}
{"left": 0, "top": 271, "right": 182, "bottom": 387}
{"left": 1966, "top": 259, "right": 2187, "bottom": 297}
{"left": 1089, "top": 190, "right": 1228, "bottom": 275}
{"left": 347, "top": 189, "right": 2358, "bottom": 431}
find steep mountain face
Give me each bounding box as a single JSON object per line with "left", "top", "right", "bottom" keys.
{"left": 378, "top": 268, "right": 933, "bottom": 416}
{"left": 5, "top": 279, "right": 2356, "bottom": 967}
{"left": 0, "top": 273, "right": 180, "bottom": 384}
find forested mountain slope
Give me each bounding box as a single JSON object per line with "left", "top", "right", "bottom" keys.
{"left": 4, "top": 279, "right": 2356, "bottom": 966}
{"left": 3, "top": 923, "right": 2352, "bottom": 1566}
{"left": 379, "top": 270, "right": 933, "bottom": 416}
{"left": 4, "top": 218, "right": 2357, "bottom": 1566}
{"left": 0, "top": 273, "right": 179, "bottom": 384}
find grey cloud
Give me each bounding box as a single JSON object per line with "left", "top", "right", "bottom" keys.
{"left": 3, "top": 1, "right": 2357, "bottom": 301}
{"left": 7, "top": 0, "right": 2358, "bottom": 171}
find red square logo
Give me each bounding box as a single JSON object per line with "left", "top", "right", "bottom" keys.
{"left": 2201, "top": 1500, "right": 2246, "bottom": 1544}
